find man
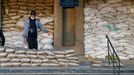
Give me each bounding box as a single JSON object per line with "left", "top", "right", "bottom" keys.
{"left": 23, "top": 10, "right": 48, "bottom": 50}
{"left": 0, "top": 29, "right": 5, "bottom": 46}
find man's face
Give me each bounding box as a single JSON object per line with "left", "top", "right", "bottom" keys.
{"left": 31, "top": 15, "right": 36, "bottom": 18}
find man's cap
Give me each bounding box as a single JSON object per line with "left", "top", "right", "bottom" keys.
{"left": 31, "top": 10, "right": 36, "bottom": 15}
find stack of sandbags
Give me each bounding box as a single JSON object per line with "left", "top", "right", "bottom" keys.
{"left": 0, "top": 47, "right": 79, "bottom": 67}
{"left": 2, "top": 0, "right": 54, "bottom": 33}
{"left": 39, "top": 32, "right": 54, "bottom": 50}
{"left": 40, "top": 16, "right": 54, "bottom": 34}
{"left": 3, "top": 31, "right": 54, "bottom": 50}
{"left": 4, "top": 31, "right": 23, "bottom": 47}
{"left": 84, "top": 0, "right": 134, "bottom": 60}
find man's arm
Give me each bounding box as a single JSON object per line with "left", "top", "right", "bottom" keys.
{"left": 23, "top": 20, "right": 29, "bottom": 38}
{"left": 37, "top": 21, "right": 48, "bottom": 33}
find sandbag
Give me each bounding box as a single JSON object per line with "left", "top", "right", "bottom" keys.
{"left": 0, "top": 53, "right": 8, "bottom": 57}
{"left": 10, "top": 58, "right": 20, "bottom": 62}
{"left": 0, "top": 58, "right": 10, "bottom": 62}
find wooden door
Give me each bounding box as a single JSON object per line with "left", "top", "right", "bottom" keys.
{"left": 62, "top": 7, "right": 75, "bottom": 47}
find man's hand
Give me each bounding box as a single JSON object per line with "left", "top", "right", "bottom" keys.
{"left": 48, "top": 32, "right": 51, "bottom": 36}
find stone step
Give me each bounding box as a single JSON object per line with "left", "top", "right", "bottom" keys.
{"left": 0, "top": 66, "right": 134, "bottom": 75}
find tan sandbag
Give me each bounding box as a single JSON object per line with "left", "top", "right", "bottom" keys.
{"left": 15, "top": 50, "right": 26, "bottom": 54}
{"left": 37, "top": 51, "right": 46, "bottom": 55}
{"left": 9, "top": 2, "right": 17, "bottom": 6}
{"left": 19, "top": 6, "right": 27, "bottom": 10}
{"left": 37, "top": 55, "right": 46, "bottom": 59}
{"left": 9, "top": 0, "right": 18, "bottom": 2}
{"left": 18, "top": 10, "right": 27, "bottom": 14}
{"left": 18, "top": 2, "right": 27, "bottom": 5}
{"left": 11, "top": 62, "right": 21, "bottom": 67}
{"left": 31, "top": 59, "right": 42, "bottom": 63}
{"left": 10, "top": 15, "right": 20, "bottom": 20}
{"left": 5, "top": 48, "right": 15, "bottom": 53}
{"left": 59, "top": 62, "right": 68, "bottom": 66}
{"left": 16, "top": 54, "right": 27, "bottom": 58}
{"left": 36, "top": 3, "right": 45, "bottom": 7}
{"left": 42, "top": 59, "right": 49, "bottom": 62}
{"left": 0, "top": 52, "right": 8, "bottom": 57}
{"left": 53, "top": 51, "right": 65, "bottom": 55}
{"left": 18, "top": 0, "right": 27, "bottom": 2}
{"left": 2, "top": 21, "right": 9, "bottom": 24}
{"left": 10, "top": 58, "right": 20, "bottom": 62}
{"left": 31, "top": 63, "right": 41, "bottom": 67}
{"left": 36, "top": 7, "right": 44, "bottom": 10}
{"left": 10, "top": 5, "right": 19, "bottom": 9}
{"left": 26, "top": 50, "right": 36, "bottom": 54}
{"left": 55, "top": 55, "right": 65, "bottom": 58}
{"left": 45, "top": 55, "right": 55, "bottom": 59}
{"left": 0, "top": 63, "right": 12, "bottom": 67}
{"left": 7, "top": 53, "right": 16, "bottom": 58}
{"left": 21, "top": 63, "right": 31, "bottom": 67}
{"left": 8, "top": 13, "right": 17, "bottom": 16}
{"left": 0, "top": 58, "right": 10, "bottom": 62}
{"left": 65, "top": 49, "right": 74, "bottom": 54}
{"left": 45, "top": 50, "right": 55, "bottom": 55}
{"left": 66, "top": 54, "right": 76, "bottom": 57}
{"left": 9, "top": 9, "right": 17, "bottom": 13}
{"left": 49, "top": 60, "right": 58, "bottom": 63}
{"left": 68, "top": 63, "right": 79, "bottom": 66}
{"left": 40, "top": 63, "right": 49, "bottom": 66}
{"left": 0, "top": 47, "right": 5, "bottom": 52}
{"left": 57, "top": 59, "right": 68, "bottom": 62}
{"left": 20, "top": 58, "right": 30, "bottom": 63}
{"left": 27, "top": 55, "right": 37, "bottom": 58}
{"left": 28, "top": 7, "right": 36, "bottom": 10}
{"left": 48, "top": 63, "right": 59, "bottom": 66}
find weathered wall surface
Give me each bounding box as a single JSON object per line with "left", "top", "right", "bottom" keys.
{"left": 84, "top": 0, "right": 134, "bottom": 59}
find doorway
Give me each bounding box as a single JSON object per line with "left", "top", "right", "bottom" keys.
{"left": 54, "top": 0, "right": 84, "bottom": 54}
{"left": 62, "top": 7, "right": 75, "bottom": 47}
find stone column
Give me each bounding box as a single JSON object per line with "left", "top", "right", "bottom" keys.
{"left": 0, "top": 0, "right": 1, "bottom": 29}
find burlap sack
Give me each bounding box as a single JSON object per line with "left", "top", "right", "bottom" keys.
{"left": 40, "top": 63, "right": 49, "bottom": 66}
{"left": 68, "top": 63, "right": 79, "bottom": 66}
{"left": 20, "top": 58, "right": 30, "bottom": 63}
{"left": 31, "top": 63, "right": 41, "bottom": 67}
{"left": 42, "top": 59, "right": 49, "bottom": 62}
{"left": 10, "top": 58, "right": 20, "bottom": 62}
{"left": 55, "top": 55, "right": 65, "bottom": 59}
{"left": 5, "top": 48, "right": 15, "bottom": 53}
{"left": 31, "top": 59, "right": 42, "bottom": 63}
{"left": 7, "top": 53, "right": 16, "bottom": 58}
{"left": 57, "top": 59, "right": 68, "bottom": 62}
{"left": 0, "top": 58, "right": 10, "bottom": 62}
{"left": 37, "top": 55, "right": 46, "bottom": 59}
{"left": 0, "top": 47, "right": 5, "bottom": 52}
{"left": 0, "top": 52, "right": 8, "bottom": 57}
{"left": 37, "top": 51, "right": 46, "bottom": 55}
{"left": 21, "top": 63, "right": 31, "bottom": 67}
{"left": 15, "top": 50, "right": 26, "bottom": 54}
{"left": 27, "top": 55, "right": 37, "bottom": 58}
{"left": 59, "top": 62, "right": 68, "bottom": 66}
